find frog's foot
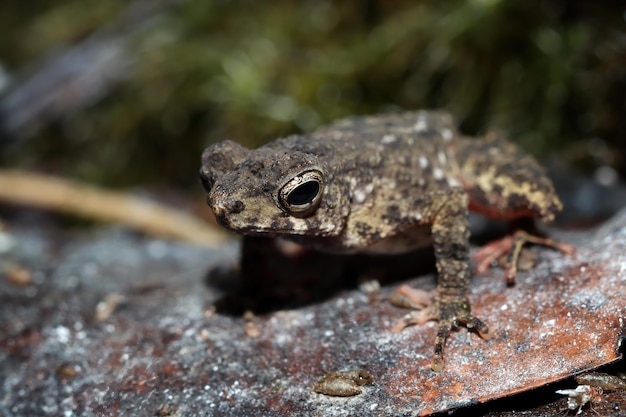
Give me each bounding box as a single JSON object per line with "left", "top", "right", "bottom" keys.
{"left": 474, "top": 230, "right": 575, "bottom": 285}
{"left": 389, "top": 284, "right": 436, "bottom": 310}
{"left": 391, "top": 291, "right": 492, "bottom": 372}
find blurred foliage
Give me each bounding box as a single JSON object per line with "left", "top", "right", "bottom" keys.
{"left": 0, "top": 0, "right": 625, "bottom": 189}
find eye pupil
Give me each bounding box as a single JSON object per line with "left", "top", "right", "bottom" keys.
{"left": 286, "top": 181, "right": 320, "bottom": 206}
{"left": 278, "top": 169, "right": 324, "bottom": 217}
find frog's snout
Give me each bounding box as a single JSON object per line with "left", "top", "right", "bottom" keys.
{"left": 210, "top": 195, "right": 245, "bottom": 219}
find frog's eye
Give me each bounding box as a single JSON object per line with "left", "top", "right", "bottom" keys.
{"left": 279, "top": 169, "right": 324, "bottom": 217}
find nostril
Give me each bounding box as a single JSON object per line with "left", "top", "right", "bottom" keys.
{"left": 227, "top": 199, "right": 245, "bottom": 214}
{"left": 199, "top": 174, "right": 213, "bottom": 193}
{"left": 208, "top": 194, "right": 245, "bottom": 216}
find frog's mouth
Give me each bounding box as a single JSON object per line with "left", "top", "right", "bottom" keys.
{"left": 210, "top": 199, "right": 347, "bottom": 239}
{"left": 219, "top": 212, "right": 346, "bottom": 238}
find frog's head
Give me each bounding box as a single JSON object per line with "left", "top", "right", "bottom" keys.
{"left": 200, "top": 140, "right": 349, "bottom": 238}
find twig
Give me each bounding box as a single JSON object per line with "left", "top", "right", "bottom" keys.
{"left": 0, "top": 169, "right": 227, "bottom": 247}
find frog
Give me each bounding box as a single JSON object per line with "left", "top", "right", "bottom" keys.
{"left": 200, "top": 110, "right": 572, "bottom": 372}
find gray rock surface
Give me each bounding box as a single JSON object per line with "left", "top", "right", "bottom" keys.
{"left": 1, "top": 210, "right": 625, "bottom": 416}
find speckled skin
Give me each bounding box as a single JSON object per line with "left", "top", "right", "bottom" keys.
{"left": 200, "top": 111, "right": 563, "bottom": 371}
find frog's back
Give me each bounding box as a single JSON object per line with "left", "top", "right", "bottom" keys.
{"left": 263, "top": 111, "right": 462, "bottom": 192}
{"left": 312, "top": 111, "right": 457, "bottom": 149}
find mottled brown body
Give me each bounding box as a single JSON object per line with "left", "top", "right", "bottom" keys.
{"left": 200, "top": 111, "right": 563, "bottom": 371}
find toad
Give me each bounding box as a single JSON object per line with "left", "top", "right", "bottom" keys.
{"left": 200, "top": 111, "right": 572, "bottom": 371}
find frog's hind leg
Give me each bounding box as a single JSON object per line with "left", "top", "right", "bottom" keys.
{"left": 458, "top": 133, "right": 575, "bottom": 283}
{"left": 457, "top": 132, "right": 563, "bottom": 224}
{"left": 474, "top": 230, "right": 576, "bottom": 285}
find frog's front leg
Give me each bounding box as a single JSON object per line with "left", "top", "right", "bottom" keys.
{"left": 393, "top": 189, "right": 492, "bottom": 372}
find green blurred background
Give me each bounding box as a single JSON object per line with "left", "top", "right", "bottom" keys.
{"left": 0, "top": 0, "right": 624, "bottom": 194}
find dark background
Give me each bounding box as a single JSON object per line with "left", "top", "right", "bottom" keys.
{"left": 0, "top": 0, "right": 624, "bottom": 196}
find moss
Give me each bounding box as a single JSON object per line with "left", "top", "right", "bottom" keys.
{"left": 1, "top": 0, "right": 624, "bottom": 187}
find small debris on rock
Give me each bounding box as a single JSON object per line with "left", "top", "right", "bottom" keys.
{"left": 243, "top": 310, "right": 261, "bottom": 338}
{"left": 575, "top": 371, "right": 626, "bottom": 391}
{"left": 95, "top": 293, "right": 127, "bottom": 322}
{"left": 3, "top": 263, "right": 32, "bottom": 286}
{"left": 313, "top": 370, "right": 374, "bottom": 397}
{"left": 556, "top": 385, "right": 603, "bottom": 415}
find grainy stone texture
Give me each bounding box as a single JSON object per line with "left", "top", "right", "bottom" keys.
{"left": 1, "top": 209, "right": 625, "bottom": 416}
